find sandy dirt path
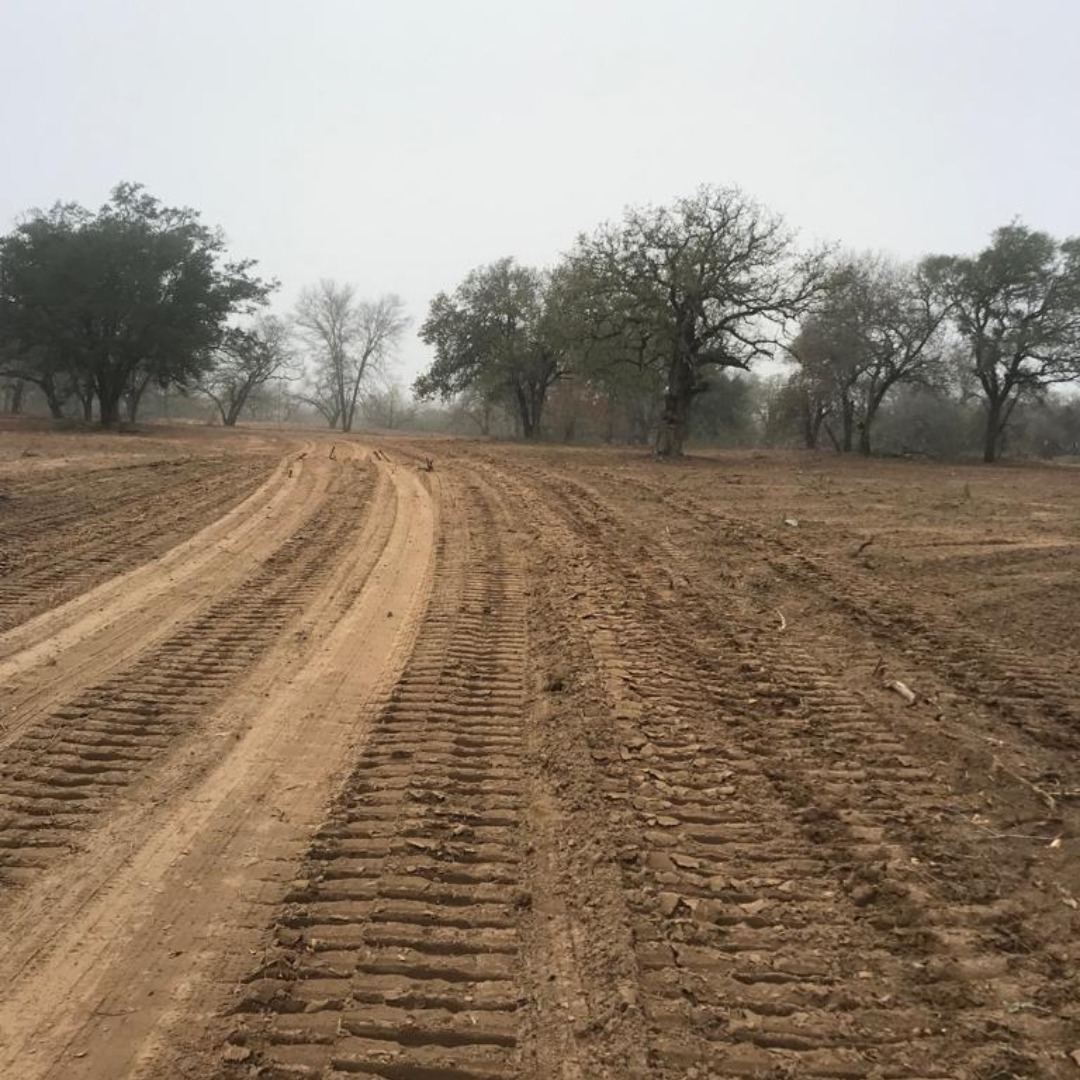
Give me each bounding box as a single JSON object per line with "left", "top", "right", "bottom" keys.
{"left": 0, "top": 445, "right": 436, "bottom": 1079}
{"left": 0, "top": 439, "right": 317, "bottom": 749}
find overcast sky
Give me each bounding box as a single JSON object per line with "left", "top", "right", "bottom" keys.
{"left": 2, "top": 0, "right": 1077, "bottom": 383}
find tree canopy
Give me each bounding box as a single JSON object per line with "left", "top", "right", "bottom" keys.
{"left": 415, "top": 258, "right": 568, "bottom": 439}
{"left": 925, "top": 223, "right": 1080, "bottom": 462}
{"left": 565, "top": 185, "right": 829, "bottom": 456}
{"left": 785, "top": 255, "right": 948, "bottom": 454}
{"left": 0, "top": 183, "right": 275, "bottom": 424}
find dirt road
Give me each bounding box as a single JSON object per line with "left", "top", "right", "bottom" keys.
{"left": 0, "top": 429, "right": 1078, "bottom": 1079}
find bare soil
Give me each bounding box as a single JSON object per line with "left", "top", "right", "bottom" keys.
{"left": 0, "top": 426, "right": 1077, "bottom": 1079}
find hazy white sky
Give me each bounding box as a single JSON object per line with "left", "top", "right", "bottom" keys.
{"left": 2, "top": 0, "right": 1077, "bottom": 382}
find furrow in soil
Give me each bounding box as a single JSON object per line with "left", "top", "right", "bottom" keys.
{"left": 481, "top": 455, "right": 1079, "bottom": 1080}
{"left": 0, "top": 458, "right": 374, "bottom": 886}
{"left": 224, "top": 476, "right": 535, "bottom": 1080}
{"left": 0, "top": 454, "right": 276, "bottom": 632}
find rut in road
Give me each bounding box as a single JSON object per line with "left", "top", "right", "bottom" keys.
{"left": 0, "top": 459, "right": 373, "bottom": 887}
{"left": 483, "top": 458, "right": 1078, "bottom": 1080}
{"left": 225, "top": 478, "right": 535, "bottom": 1080}
{"left": 0, "top": 455, "right": 274, "bottom": 633}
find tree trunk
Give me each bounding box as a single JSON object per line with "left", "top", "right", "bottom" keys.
{"left": 225, "top": 384, "right": 252, "bottom": 427}
{"left": 801, "top": 400, "right": 817, "bottom": 450}
{"left": 858, "top": 422, "right": 871, "bottom": 456}
{"left": 10, "top": 380, "right": 25, "bottom": 414}
{"left": 97, "top": 373, "right": 123, "bottom": 425}
{"left": 38, "top": 374, "right": 66, "bottom": 419}
{"left": 126, "top": 388, "right": 142, "bottom": 422}
{"left": 983, "top": 398, "right": 1003, "bottom": 463}
{"left": 840, "top": 398, "right": 855, "bottom": 453}
{"left": 514, "top": 385, "right": 537, "bottom": 439}
{"left": 655, "top": 356, "right": 695, "bottom": 458}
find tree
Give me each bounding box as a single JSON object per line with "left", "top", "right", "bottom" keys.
{"left": 198, "top": 315, "right": 295, "bottom": 426}
{"left": 415, "top": 258, "right": 568, "bottom": 439}
{"left": 295, "top": 281, "right": 407, "bottom": 433}
{"left": 567, "top": 185, "right": 828, "bottom": 456}
{"left": 361, "top": 382, "right": 417, "bottom": 430}
{"left": 786, "top": 255, "right": 948, "bottom": 455}
{"left": 0, "top": 184, "right": 275, "bottom": 425}
{"left": 784, "top": 297, "right": 864, "bottom": 452}
{"left": 925, "top": 223, "right": 1080, "bottom": 462}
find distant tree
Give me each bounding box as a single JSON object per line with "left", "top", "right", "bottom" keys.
{"left": 0, "top": 343, "right": 73, "bottom": 419}
{"left": 1, "top": 374, "right": 25, "bottom": 414}
{"left": 198, "top": 315, "right": 295, "bottom": 426}
{"left": 787, "top": 255, "right": 948, "bottom": 455}
{"left": 0, "top": 184, "right": 274, "bottom": 425}
{"left": 295, "top": 281, "right": 407, "bottom": 433}
{"left": 415, "top": 258, "right": 569, "bottom": 439}
{"left": 567, "top": 185, "right": 828, "bottom": 456}
{"left": 925, "top": 223, "right": 1080, "bottom": 462}
{"left": 361, "top": 382, "right": 417, "bottom": 430}
{"left": 292, "top": 368, "right": 342, "bottom": 428}
{"left": 784, "top": 299, "right": 863, "bottom": 452}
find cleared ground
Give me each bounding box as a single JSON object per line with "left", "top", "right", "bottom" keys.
{"left": 0, "top": 425, "right": 1077, "bottom": 1079}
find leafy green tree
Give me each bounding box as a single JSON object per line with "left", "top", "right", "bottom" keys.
{"left": 0, "top": 183, "right": 274, "bottom": 424}
{"left": 786, "top": 255, "right": 948, "bottom": 454}
{"left": 415, "top": 258, "right": 568, "bottom": 439}
{"left": 567, "top": 185, "right": 827, "bottom": 456}
{"left": 925, "top": 223, "right": 1080, "bottom": 462}
{"left": 198, "top": 315, "right": 295, "bottom": 426}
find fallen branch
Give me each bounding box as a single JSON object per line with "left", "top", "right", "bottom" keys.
{"left": 886, "top": 679, "right": 917, "bottom": 705}
{"left": 853, "top": 536, "right": 876, "bottom": 557}
{"left": 775, "top": 608, "right": 787, "bottom": 632}
{"left": 973, "top": 829, "right": 1061, "bottom": 842}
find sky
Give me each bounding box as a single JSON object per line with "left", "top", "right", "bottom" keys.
{"left": 2, "top": 0, "right": 1078, "bottom": 385}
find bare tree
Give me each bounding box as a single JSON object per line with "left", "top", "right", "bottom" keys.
{"left": 849, "top": 258, "right": 948, "bottom": 455}
{"left": 292, "top": 370, "right": 342, "bottom": 428}
{"left": 295, "top": 281, "right": 408, "bottom": 433}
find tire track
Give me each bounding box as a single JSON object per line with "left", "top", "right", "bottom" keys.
{"left": 224, "top": 475, "right": 536, "bottom": 1080}
{"left": 0, "top": 458, "right": 374, "bottom": 887}
{"left": 0, "top": 455, "right": 274, "bottom": 632}
{"left": 612, "top": 471, "right": 1080, "bottom": 752}
{"left": 480, "top": 456, "right": 1078, "bottom": 1079}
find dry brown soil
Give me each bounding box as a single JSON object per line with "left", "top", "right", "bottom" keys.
{"left": 0, "top": 425, "right": 1078, "bottom": 1080}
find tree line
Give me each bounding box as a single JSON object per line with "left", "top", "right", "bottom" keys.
{"left": 414, "top": 187, "right": 1080, "bottom": 462}
{"left": 3, "top": 182, "right": 1078, "bottom": 463}
{"left": 0, "top": 184, "right": 406, "bottom": 430}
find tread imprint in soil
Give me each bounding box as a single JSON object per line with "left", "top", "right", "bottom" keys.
{"left": 487, "top": 458, "right": 1079, "bottom": 1080}
{"left": 0, "top": 463, "right": 373, "bottom": 885}
{"left": 227, "top": 481, "right": 531, "bottom": 1080}
{"left": 0, "top": 455, "right": 274, "bottom": 632}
